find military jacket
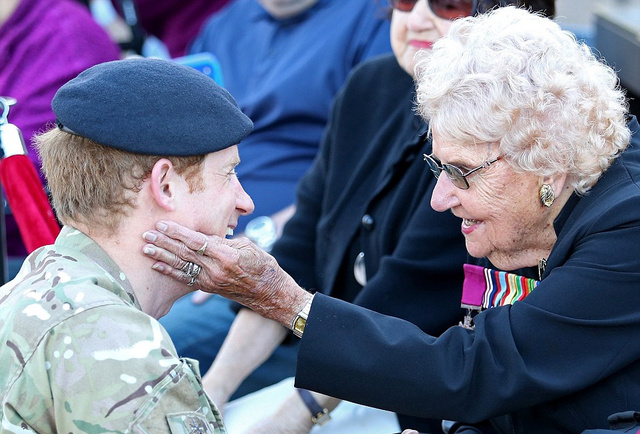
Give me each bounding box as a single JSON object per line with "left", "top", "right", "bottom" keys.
{"left": 0, "top": 226, "right": 225, "bottom": 434}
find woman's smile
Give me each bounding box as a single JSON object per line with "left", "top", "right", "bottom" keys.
{"left": 461, "top": 218, "right": 482, "bottom": 235}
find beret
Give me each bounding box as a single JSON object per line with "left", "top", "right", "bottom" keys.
{"left": 52, "top": 57, "right": 253, "bottom": 156}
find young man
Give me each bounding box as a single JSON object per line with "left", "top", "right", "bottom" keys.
{"left": 0, "top": 58, "right": 254, "bottom": 433}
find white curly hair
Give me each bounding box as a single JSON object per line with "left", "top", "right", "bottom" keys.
{"left": 415, "top": 6, "right": 630, "bottom": 195}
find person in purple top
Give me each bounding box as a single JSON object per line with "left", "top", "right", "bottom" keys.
{"left": 0, "top": 0, "right": 119, "bottom": 265}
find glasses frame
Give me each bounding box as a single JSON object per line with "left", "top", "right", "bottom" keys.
{"left": 423, "top": 153, "right": 501, "bottom": 190}
{"left": 389, "top": 0, "right": 479, "bottom": 20}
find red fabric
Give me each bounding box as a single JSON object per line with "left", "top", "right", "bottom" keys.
{"left": 0, "top": 155, "right": 60, "bottom": 252}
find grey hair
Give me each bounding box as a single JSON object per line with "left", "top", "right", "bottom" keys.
{"left": 414, "top": 6, "right": 630, "bottom": 194}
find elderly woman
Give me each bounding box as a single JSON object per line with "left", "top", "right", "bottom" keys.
{"left": 142, "top": 7, "right": 640, "bottom": 433}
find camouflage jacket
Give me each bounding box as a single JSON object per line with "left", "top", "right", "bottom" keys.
{"left": 0, "top": 226, "right": 226, "bottom": 434}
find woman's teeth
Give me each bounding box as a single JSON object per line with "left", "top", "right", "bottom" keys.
{"left": 226, "top": 227, "right": 234, "bottom": 237}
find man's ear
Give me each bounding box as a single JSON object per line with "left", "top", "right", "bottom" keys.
{"left": 149, "top": 158, "right": 177, "bottom": 211}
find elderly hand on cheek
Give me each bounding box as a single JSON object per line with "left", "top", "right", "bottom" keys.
{"left": 142, "top": 220, "right": 312, "bottom": 327}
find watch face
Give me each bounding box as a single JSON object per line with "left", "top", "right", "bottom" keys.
{"left": 294, "top": 317, "right": 306, "bottom": 334}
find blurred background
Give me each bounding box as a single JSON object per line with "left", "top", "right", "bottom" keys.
{"left": 555, "top": 0, "right": 640, "bottom": 116}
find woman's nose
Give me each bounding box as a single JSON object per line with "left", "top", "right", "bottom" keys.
{"left": 407, "top": 0, "right": 436, "bottom": 31}
{"left": 430, "top": 174, "right": 459, "bottom": 212}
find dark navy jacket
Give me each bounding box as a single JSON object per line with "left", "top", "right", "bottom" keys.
{"left": 272, "top": 54, "right": 468, "bottom": 429}
{"left": 296, "top": 117, "right": 640, "bottom": 434}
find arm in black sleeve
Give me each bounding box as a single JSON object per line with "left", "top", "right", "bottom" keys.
{"left": 295, "top": 208, "right": 640, "bottom": 423}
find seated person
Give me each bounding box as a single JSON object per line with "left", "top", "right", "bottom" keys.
{"left": 0, "top": 57, "right": 253, "bottom": 432}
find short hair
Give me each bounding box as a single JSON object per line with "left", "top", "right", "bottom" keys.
{"left": 36, "top": 129, "right": 205, "bottom": 233}
{"left": 415, "top": 6, "right": 630, "bottom": 194}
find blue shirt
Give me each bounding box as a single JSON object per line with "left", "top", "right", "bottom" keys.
{"left": 190, "top": 0, "right": 391, "bottom": 231}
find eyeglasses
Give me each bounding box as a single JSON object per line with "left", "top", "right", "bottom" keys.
{"left": 423, "top": 153, "right": 501, "bottom": 189}
{"left": 389, "top": 0, "right": 477, "bottom": 20}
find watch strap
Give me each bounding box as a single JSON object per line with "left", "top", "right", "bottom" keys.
{"left": 296, "top": 388, "right": 331, "bottom": 426}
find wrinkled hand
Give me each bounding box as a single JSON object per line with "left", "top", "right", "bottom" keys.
{"left": 142, "top": 220, "right": 311, "bottom": 327}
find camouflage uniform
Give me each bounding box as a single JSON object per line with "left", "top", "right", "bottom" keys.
{"left": 0, "top": 226, "right": 226, "bottom": 434}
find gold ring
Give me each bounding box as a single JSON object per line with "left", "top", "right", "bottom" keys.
{"left": 196, "top": 240, "right": 208, "bottom": 256}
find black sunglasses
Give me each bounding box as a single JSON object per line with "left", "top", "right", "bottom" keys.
{"left": 423, "top": 153, "right": 501, "bottom": 189}
{"left": 389, "top": 0, "right": 478, "bottom": 20}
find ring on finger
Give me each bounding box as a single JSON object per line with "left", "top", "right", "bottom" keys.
{"left": 180, "top": 261, "right": 201, "bottom": 278}
{"left": 196, "top": 240, "right": 208, "bottom": 256}
{"left": 187, "top": 275, "right": 198, "bottom": 286}
{"left": 180, "top": 261, "right": 193, "bottom": 274}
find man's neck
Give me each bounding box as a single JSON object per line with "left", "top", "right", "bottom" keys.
{"left": 75, "top": 222, "right": 189, "bottom": 319}
{"left": 0, "top": 0, "right": 21, "bottom": 27}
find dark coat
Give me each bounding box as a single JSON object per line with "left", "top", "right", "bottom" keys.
{"left": 273, "top": 53, "right": 466, "bottom": 332}
{"left": 295, "top": 117, "right": 640, "bottom": 434}
{"left": 272, "top": 53, "right": 468, "bottom": 430}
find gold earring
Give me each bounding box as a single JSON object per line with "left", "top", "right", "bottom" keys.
{"left": 539, "top": 184, "right": 555, "bottom": 207}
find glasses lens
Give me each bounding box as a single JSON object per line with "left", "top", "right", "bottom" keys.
{"left": 442, "top": 164, "right": 469, "bottom": 189}
{"left": 424, "top": 154, "right": 442, "bottom": 178}
{"left": 429, "top": 0, "right": 475, "bottom": 20}
{"left": 390, "top": 0, "right": 418, "bottom": 12}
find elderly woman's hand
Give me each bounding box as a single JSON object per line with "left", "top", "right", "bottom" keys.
{"left": 142, "top": 220, "right": 312, "bottom": 328}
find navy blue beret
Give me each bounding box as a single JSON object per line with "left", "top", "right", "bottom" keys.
{"left": 52, "top": 57, "right": 253, "bottom": 156}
